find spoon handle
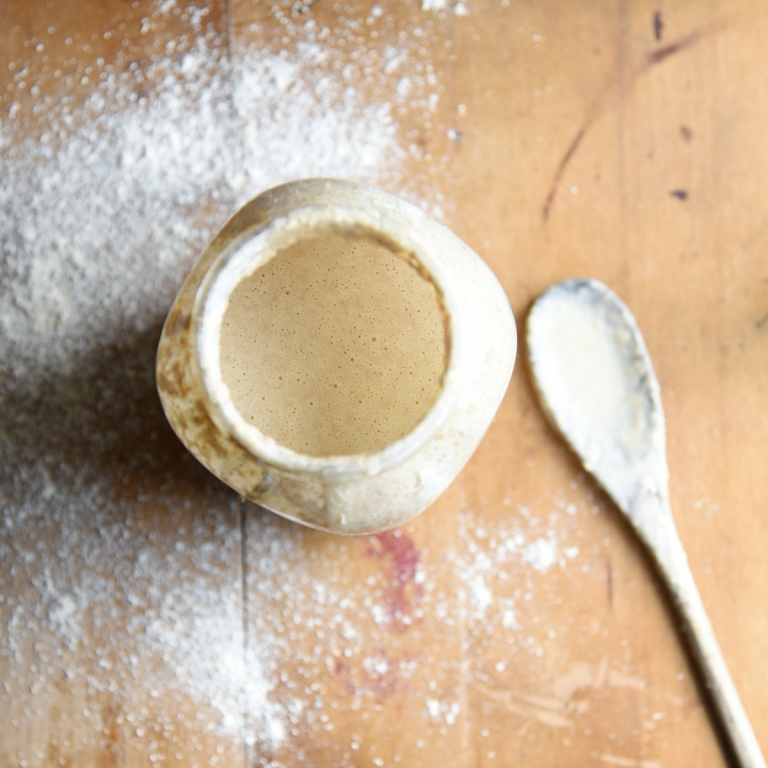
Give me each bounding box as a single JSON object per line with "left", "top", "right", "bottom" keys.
{"left": 631, "top": 491, "right": 767, "bottom": 768}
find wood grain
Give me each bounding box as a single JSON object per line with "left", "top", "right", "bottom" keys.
{"left": 2, "top": 0, "right": 767, "bottom": 766}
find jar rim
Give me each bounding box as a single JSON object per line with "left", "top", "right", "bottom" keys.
{"left": 192, "top": 201, "right": 461, "bottom": 478}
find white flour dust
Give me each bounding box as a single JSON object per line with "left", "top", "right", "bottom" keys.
{"left": 0, "top": 4, "right": 448, "bottom": 761}
{"left": 451, "top": 498, "right": 582, "bottom": 628}
{"left": 0, "top": 39, "right": 401, "bottom": 379}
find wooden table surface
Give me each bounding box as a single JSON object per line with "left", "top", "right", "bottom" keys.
{"left": 2, "top": 1, "right": 768, "bottom": 766}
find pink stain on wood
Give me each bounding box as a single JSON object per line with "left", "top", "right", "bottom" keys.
{"left": 365, "top": 529, "right": 424, "bottom": 633}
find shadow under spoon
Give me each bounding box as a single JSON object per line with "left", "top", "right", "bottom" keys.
{"left": 526, "top": 278, "right": 766, "bottom": 768}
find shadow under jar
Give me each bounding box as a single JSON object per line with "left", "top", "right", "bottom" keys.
{"left": 156, "top": 179, "right": 516, "bottom": 534}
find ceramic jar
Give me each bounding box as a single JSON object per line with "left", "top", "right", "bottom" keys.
{"left": 156, "top": 179, "right": 516, "bottom": 534}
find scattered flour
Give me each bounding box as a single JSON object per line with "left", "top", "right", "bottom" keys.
{"left": 0, "top": 5, "right": 449, "bottom": 763}
{"left": 452, "top": 501, "right": 582, "bottom": 623}
{"left": 0, "top": 37, "right": 401, "bottom": 379}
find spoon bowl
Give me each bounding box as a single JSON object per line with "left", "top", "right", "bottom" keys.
{"left": 527, "top": 278, "right": 765, "bottom": 768}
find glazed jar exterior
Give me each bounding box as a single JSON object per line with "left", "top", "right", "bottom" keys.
{"left": 156, "top": 179, "right": 516, "bottom": 534}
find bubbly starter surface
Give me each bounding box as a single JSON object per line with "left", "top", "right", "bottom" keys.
{"left": 219, "top": 233, "right": 446, "bottom": 457}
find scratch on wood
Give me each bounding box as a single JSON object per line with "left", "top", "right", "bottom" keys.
{"left": 553, "top": 662, "right": 594, "bottom": 699}
{"left": 670, "top": 189, "right": 688, "bottom": 200}
{"left": 239, "top": 502, "right": 251, "bottom": 765}
{"left": 542, "top": 127, "right": 586, "bottom": 221}
{"left": 594, "top": 655, "right": 609, "bottom": 688}
{"left": 470, "top": 680, "right": 575, "bottom": 729}
{"left": 224, "top": 0, "right": 232, "bottom": 63}
{"left": 601, "top": 755, "right": 662, "bottom": 768}
{"left": 644, "top": 29, "right": 705, "bottom": 69}
{"left": 653, "top": 11, "right": 664, "bottom": 41}
{"left": 609, "top": 669, "right": 651, "bottom": 691}
{"left": 541, "top": 23, "right": 720, "bottom": 223}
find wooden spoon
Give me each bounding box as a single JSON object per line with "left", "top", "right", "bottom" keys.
{"left": 526, "top": 278, "right": 765, "bottom": 768}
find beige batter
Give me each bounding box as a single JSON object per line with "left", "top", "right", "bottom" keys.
{"left": 219, "top": 232, "right": 446, "bottom": 457}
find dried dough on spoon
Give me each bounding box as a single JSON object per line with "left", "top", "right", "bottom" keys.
{"left": 526, "top": 278, "right": 668, "bottom": 512}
